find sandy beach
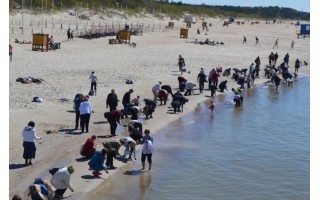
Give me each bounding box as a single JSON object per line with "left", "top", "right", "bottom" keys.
{"left": 8, "top": 11, "right": 310, "bottom": 199}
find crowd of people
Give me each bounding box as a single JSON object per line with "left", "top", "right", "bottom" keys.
{"left": 14, "top": 37, "right": 304, "bottom": 199}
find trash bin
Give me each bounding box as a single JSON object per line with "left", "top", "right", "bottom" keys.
{"left": 109, "top": 39, "right": 114, "bottom": 45}
{"left": 55, "top": 42, "right": 61, "bottom": 49}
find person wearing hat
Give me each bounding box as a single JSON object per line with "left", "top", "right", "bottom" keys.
{"left": 22, "top": 121, "right": 42, "bottom": 165}
{"left": 79, "top": 95, "right": 93, "bottom": 133}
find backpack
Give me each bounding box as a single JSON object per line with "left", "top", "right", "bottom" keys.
{"left": 80, "top": 144, "right": 85, "bottom": 156}
{"left": 88, "top": 90, "right": 94, "bottom": 96}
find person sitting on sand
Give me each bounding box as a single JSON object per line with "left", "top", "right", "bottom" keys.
{"left": 49, "top": 35, "right": 55, "bottom": 49}
{"left": 88, "top": 148, "right": 109, "bottom": 177}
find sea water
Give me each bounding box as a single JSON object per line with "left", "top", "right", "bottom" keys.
{"left": 87, "top": 76, "right": 310, "bottom": 200}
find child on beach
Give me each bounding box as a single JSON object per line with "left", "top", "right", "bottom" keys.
{"left": 209, "top": 101, "right": 215, "bottom": 114}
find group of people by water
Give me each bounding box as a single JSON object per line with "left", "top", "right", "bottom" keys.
{"left": 16, "top": 33, "right": 305, "bottom": 199}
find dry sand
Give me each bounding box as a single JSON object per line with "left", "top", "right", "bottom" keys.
{"left": 8, "top": 12, "right": 310, "bottom": 199}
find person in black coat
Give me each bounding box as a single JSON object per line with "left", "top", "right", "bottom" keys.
{"left": 218, "top": 80, "right": 228, "bottom": 92}
{"left": 106, "top": 89, "right": 119, "bottom": 112}
{"left": 161, "top": 85, "right": 174, "bottom": 97}
{"left": 122, "top": 89, "right": 133, "bottom": 118}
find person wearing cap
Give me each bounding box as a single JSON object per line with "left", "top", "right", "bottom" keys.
{"left": 22, "top": 121, "right": 42, "bottom": 165}
{"left": 89, "top": 71, "right": 98, "bottom": 95}
{"left": 122, "top": 89, "right": 133, "bottom": 118}
{"left": 106, "top": 89, "right": 119, "bottom": 112}
{"left": 79, "top": 96, "right": 93, "bottom": 133}
{"left": 152, "top": 81, "right": 162, "bottom": 102}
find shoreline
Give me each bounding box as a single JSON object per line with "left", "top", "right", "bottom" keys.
{"left": 9, "top": 13, "right": 310, "bottom": 199}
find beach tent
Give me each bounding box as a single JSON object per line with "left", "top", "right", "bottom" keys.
{"left": 228, "top": 17, "right": 235, "bottom": 23}
{"left": 184, "top": 14, "right": 195, "bottom": 23}
{"left": 297, "top": 24, "right": 310, "bottom": 38}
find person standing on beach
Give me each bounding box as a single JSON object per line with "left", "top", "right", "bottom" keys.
{"left": 79, "top": 96, "right": 93, "bottom": 133}
{"left": 295, "top": 58, "right": 301, "bottom": 72}
{"left": 273, "top": 39, "right": 279, "bottom": 49}
{"left": 243, "top": 36, "right": 246, "bottom": 44}
{"left": 254, "top": 56, "right": 261, "bottom": 78}
{"left": 88, "top": 148, "right": 109, "bottom": 177}
{"left": 9, "top": 43, "right": 13, "bottom": 62}
{"left": 67, "top": 28, "right": 71, "bottom": 41}
{"left": 210, "top": 69, "right": 220, "bottom": 86}
{"left": 122, "top": 89, "right": 134, "bottom": 118}
{"left": 197, "top": 68, "right": 207, "bottom": 94}
{"left": 50, "top": 166, "right": 75, "bottom": 199}
{"left": 106, "top": 89, "right": 119, "bottom": 112}
{"left": 274, "top": 52, "right": 279, "bottom": 66}
{"left": 89, "top": 71, "right": 98, "bottom": 95}
{"left": 105, "top": 109, "right": 124, "bottom": 136}
{"left": 22, "top": 121, "right": 42, "bottom": 165}
{"left": 291, "top": 40, "right": 294, "bottom": 49}
{"left": 141, "top": 129, "right": 154, "bottom": 171}
{"left": 255, "top": 36, "right": 260, "bottom": 46}
{"left": 74, "top": 94, "right": 83, "bottom": 130}
{"left": 283, "top": 53, "right": 290, "bottom": 65}
{"left": 177, "top": 55, "right": 186, "bottom": 75}
{"left": 152, "top": 81, "right": 162, "bottom": 102}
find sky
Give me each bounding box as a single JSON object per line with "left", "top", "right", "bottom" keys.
{"left": 179, "top": 0, "right": 310, "bottom": 12}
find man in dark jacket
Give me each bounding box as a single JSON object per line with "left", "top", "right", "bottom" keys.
{"left": 74, "top": 94, "right": 84, "bottom": 130}
{"left": 122, "top": 89, "right": 133, "bottom": 118}
{"left": 106, "top": 89, "right": 119, "bottom": 112}
{"left": 105, "top": 109, "right": 124, "bottom": 136}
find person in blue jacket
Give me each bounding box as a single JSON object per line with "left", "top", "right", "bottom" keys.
{"left": 88, "top": 148, "right": 109, "bottom": 177}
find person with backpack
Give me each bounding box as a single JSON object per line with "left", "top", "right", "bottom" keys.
{"left": 140, "top": 129, "right": 154, "bottom": 171}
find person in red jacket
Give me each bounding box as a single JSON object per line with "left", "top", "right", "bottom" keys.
{"left": 158, "top": 89, "right": 169, "bottom": 105}
{"left": 82, "top": 135, "right": 97, "bottom": 158}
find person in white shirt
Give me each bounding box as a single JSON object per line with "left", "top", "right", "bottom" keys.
{"left": 152, "top": 81, "right": 162, "bottom": 102}
{"left": 184, "top": 81, "right": 196, "bottom": 96}
{"left": 22, "top": 121, "right": 41, "bottom": 165}
{"left": 79, "top": 96, "right": 93, "bottom": 133}
{"left": 89, "top": 71, "right": 98, "bottom": 95}
{"left": 50, "top": 166, "right": 75, "bottom": 199}
{"left": 120, "top": 137, "right": 137, "bottom": 160}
